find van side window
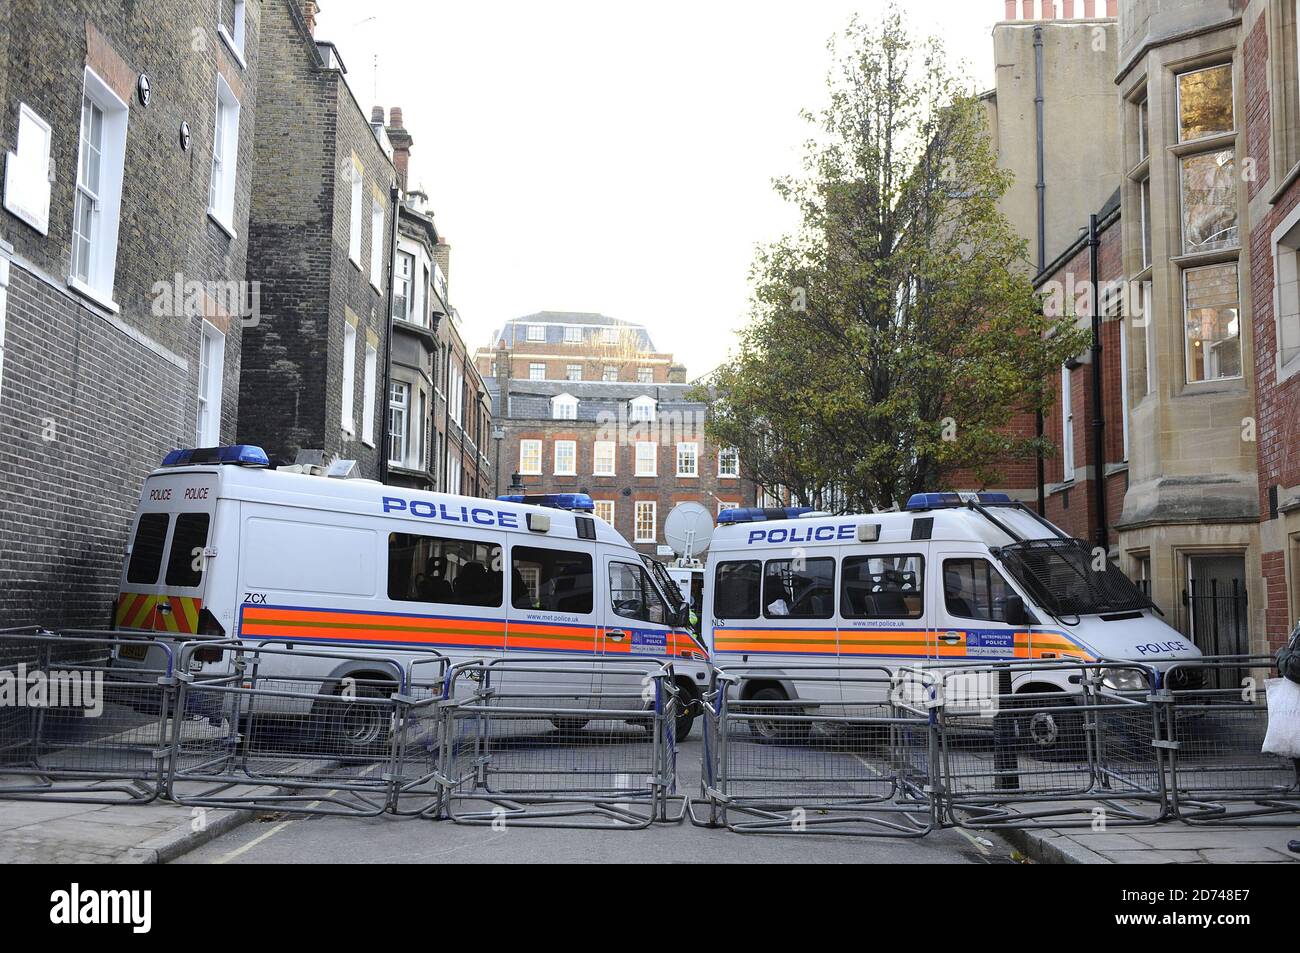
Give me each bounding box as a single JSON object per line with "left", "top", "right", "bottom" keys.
{"left": 841, "top": 554, "right": 924, "bottom": 619}
{"left": 127, "top": 513, "right": 170, "bottom": 584}
{"left": 609, "top": 561, "right": 668, "bottom": 625}
{"left": 165, "top": 514, "right": 211, "bottom": 588}
{"left": 943, "top": 558, "right": 1016, "bottom": 623}
{"left": 763, "top": 557, "right": 835, "bottom": 619}
{"left": 511, "top": 546, "right": 593, "bottom": 614}
{"left": 388, "top": 533, "right": 502, "bottom": 607}
{"left": 714, "top": 561, "right": 760, "bottom": 619}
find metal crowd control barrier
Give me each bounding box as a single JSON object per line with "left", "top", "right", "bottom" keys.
{"left": 691, "top": 663, "right": 937, "bottom": 836}
{"left": 166, "top": 640, "right": 445, "bottom": 818}
{"left": 931, "top": 660, "right": 1169, "bottom": 830}
{"left": 1163, "top": 655, "right": 1300, "bottom": 825}
{"left": 0, "top": 629, "right": 178, "bottom": 804}
{"left": 435, "top": 657, "right": 681, "bottom": 828}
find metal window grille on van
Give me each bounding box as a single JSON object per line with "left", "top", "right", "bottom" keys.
{"left": 994, "top": 538, "right": 1155, "bottom": 618}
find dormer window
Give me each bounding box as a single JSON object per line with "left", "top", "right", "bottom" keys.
{"left": 552, "top": 392, "right": 578, "bottom": 420}
{"left": 629, "top": 395, "right": 656, "bottom": 422}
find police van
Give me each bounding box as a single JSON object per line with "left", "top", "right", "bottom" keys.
{"left": 110, "top": 445, "right": 709, "bottom": 741}
{"left": 703, "top": 493, "right": 1202, "bottom": 751}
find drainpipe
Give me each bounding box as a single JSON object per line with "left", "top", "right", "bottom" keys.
{"left": 1034, "top": 25, "right": 1046, "bottom": 273}
{"left": 379, "top": 182, "right": 400, "bottom": 485}
{"left": 1088, "top": 213, "right": 1109, "bottom": 553}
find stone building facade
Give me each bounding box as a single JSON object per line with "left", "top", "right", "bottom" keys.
{"left": 0, "top": 0, "right": 260, "bottom": 625}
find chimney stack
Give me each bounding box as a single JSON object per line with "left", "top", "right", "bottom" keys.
{"left": 1001, "top": 0, "right": 1112, "bottom": 18}
{"left": 386, "top": 106, "right": 413, "bottom": 191}
{"left": 302, "top": 0, "right": 320, "bottom": 35}
{"left": 433, "top": 236, "right": 451, "bottom": 292}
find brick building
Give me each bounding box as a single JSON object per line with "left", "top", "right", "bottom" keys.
{"left": 484, "top": 315, "right": 755, "bottom": 554}
{"left": 383, "top": 107, "right": 492, "bottom": 498}
{"left": 0, "top": 0, "right": 260, "bottom": 626}
{"left": 235, "top": 0, "right": 394, "bottom": 477}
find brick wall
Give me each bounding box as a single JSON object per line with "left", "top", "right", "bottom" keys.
{"left": 0, "top": 1, "right": 259, "bottom": 626}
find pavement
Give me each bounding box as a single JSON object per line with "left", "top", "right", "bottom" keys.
{"left": 1003, "top": 812, "right": 1300, "bottom": 864}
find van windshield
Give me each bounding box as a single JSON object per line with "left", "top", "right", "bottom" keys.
{"left": 996, "top": 538, "right": 1153, "bottom": 617}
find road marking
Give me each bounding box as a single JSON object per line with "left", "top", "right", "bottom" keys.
{"left": 215, "top": 816, "right": 298, "bottom": 864}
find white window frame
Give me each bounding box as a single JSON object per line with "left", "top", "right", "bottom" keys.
{"left": 362, "top": 344, "right": 378, "bottom": 446}
{"left": 634, "top": 501, "right": 657, "bottom": 543}
{"left": 718, "top": 447, "right": 740, "bottom": 478}
{"left": 717, "top": 500, "right": 738, "bottom": 515}
{"left": 348, "top": 161, "right": 363, "bottom": 265}
{"left": 554, "top": 440, "right": 577, "bottom": 476}
{"left": 527, "top": 324, "right": 545, "bottom": 342}
{"left": 566, "top": 363, "right": 583, "bottom": 382}
{"left": 218, "top": 0, "right": 248, "bottom": 66}
{"left": 1175, "top": 63, "right": 1234, "bottom": 145}
{"left": 195, "top": 321, "right": 225, "bottom": 446}
{"left": 449, "top": 364, "right": 464, "bottom": 425}
{"left": 369, "top": 198, "right": 384, "bottom": 289}
{"left": 552, "top": 393, "right": 578, "bottom": 420}
{"left": 4, "top": 103, "right": 53, "bottom": 234}
{"left": 593, "top": 440, "right": 616, "bottom": 476}
{"left": 1061, "top": 365, "right": 1075, "bottom": 482}
{"left": 519, "top": 439, "right": 543, "bottom": 475}
{"left": 341, "top": 322, "right": 357, "bottom": 434}
{"left": 69, "top": 68, "right": 128, "bottom": 310}
{"left": 1270, "top": 198, "right": 1300, "bottom": 382}
{"left": 528, "top": 362, "right": 545, "bottom": 381}
{"left": 388, "top": 380, "right": 409, "bottom": 466}
{"left": 393, "top": 249, "right": 414, "bottom": 322}
{"left": 637, "top": 366, "right": 653, "bottom": 384}
{"left": 207, "top": 74, "right": 240, "bottom": 235}
{"left": 676, "top": 441, "right": 698, "bottom": 477}
{"left": 635, "top": 441, "right": 657, "bottom": 476}
{"left": 564, "top": 325, "right": 582, "bottom": 344}
{"left": 602, "top": 365, "right": 618, "bottom": 382}
{"left": 594, "top": 500, "right": 615, "bottom": 525}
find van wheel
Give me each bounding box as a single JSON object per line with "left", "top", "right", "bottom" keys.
{"left": 744, "top": 687, "right": 808, "bottom": 744}
{"left": 320, "top": 683, "right": 393, "bottom": 759}
{"left": 1012, "top": 690, "right": 1086, "bottom": 763}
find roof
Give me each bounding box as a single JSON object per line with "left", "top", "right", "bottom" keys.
{"left": 488, "top": 312, "right": 657, "bottom": 352}
{"left": 142, "top": 465, "right": 632, "bottom": 549}
{"left": 709, "top": 507, "right": 1058, "bottom": 552}
{"left": 489, "top": 380, "right": 707, "bottom": 422}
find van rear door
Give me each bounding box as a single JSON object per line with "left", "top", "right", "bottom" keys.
{"left": 116, "top": 473, "right": 217, "bottom": 636}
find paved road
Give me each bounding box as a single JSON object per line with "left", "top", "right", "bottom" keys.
{"left": 175, "top": 737, "right": 1016, "bottom": 864}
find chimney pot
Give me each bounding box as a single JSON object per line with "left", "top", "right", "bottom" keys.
{"left": 371, "top": 105, "right": 384, "bottom": 124}
{"left": 1083, "top": 0, "right": 1095, "bottom": 16}
{"left": 1022, "top": 0, "right": 1034, "bottom": 18}
{"left": 390, "top": 106, "right": 403, "bottom": 128}
{"left": 1005, "top": 0, "right": 1016, "bottom": 18}
{"left": 1062, "top": 0, "right": 1074, "bottom": 17}
{"left": 1105, "top": 0, "right": 1116, "bottom": 15}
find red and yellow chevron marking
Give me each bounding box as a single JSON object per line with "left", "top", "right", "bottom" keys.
{"left": 715, "top": 627, "right": 1093, "bottom": 661}
{"left": 115, "top": 593, "right": 202, "bottom": 634}
{"left": 240, "top": 605, "right": 507, "bottom": 649}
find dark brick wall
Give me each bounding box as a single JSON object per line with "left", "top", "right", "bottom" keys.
{"left": 0, "top": 1, "right": 260, "bottom": 626}
{"left": 237, "top": 0, "right": 391, "bottom": 475}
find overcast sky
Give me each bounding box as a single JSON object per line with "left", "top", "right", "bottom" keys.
{"left": 315, "top": 1, "right": 1002, "bottom": 378}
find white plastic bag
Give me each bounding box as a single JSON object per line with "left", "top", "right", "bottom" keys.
{"left": 1262, "top": 677, "right": 1300, "bottom": 759}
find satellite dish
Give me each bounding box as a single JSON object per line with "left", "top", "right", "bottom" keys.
{"left": 664, "top": 502, "right": 714, "bottom": 559}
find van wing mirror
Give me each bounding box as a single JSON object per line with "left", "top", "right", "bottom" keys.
{"left": 1004, "top": 594, "right": 1038, "bottom": 627}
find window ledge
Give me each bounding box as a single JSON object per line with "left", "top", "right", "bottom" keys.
{"left": 1279, "top": 356, "right": 1300, "bottom": 385}
{"left": 207, "top": 209, "right": 237, "bottom": 240}
{"left": 1169, "top": 247, "right": 1239, "bottom": 269}
{"left": 1167, "top": 131, "right": 1236, "bottom": 158}
{"left": 66, "top": 276, "right": 120, "bottom": 314}
{"left": 1126, "top": 156, "right": 1150, "bottom": 181}
{"left": 1176, "top": 378, "right": 1245, "bottom": 397}
{"left": 1267, "top": 159, "right": 1300, "bottom": 206}
{"left": 362, "top": 437, "right": 376, "bottom": 449}
{"left": 217, "top": 26, "right": 247, "bottom": 69}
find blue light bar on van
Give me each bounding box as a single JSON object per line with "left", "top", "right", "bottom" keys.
{"left": 904, "top": 491, "right": 1012, "bottom": 511}
{"left": 161, "top": 445, "right": 271, "bottom": 468}
{"left": 716, "top": 506, "right": 815, "bottom": 525}
{"left": 496, "top": 493, "right": 595, "bottom": 513}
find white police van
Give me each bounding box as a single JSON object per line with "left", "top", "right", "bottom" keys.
{"left": 702, "top": 493, "right": 1202, "bottom": 751}
{"left": 110, "top": 445, "right": 710, "bottom": 741}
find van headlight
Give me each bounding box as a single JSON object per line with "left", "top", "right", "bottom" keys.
{"left": 1101, "top": 668, "right": 1148, "bottom": 692}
